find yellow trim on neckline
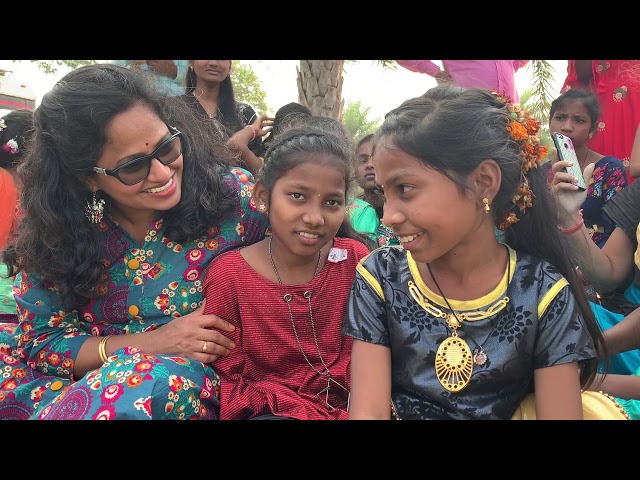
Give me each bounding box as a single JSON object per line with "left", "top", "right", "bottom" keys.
{"left": 407, "top": 245, "right": 516, "bottom": 314}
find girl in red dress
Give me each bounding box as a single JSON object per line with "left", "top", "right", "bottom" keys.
{"left": 202, "top": 119, "right": 371, "bottom": 420}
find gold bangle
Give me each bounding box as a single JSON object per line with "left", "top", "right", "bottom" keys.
{"left": 98, "top": 335, "right": 112, "bottom": 363}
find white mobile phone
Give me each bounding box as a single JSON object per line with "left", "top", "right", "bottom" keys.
{"left": 552, "top": 132, "right": 587, "bottom": 191}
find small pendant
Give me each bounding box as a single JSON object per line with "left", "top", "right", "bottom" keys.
{"left": 473, "top": 347, "right": 488, "bottom": 366}
{"left": 317, "top": 377, "right": 350, "bottom": 411}
{"left": 435, "top": 335, "right": 473, "bottom": 392}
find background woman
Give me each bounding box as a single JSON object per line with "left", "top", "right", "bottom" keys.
{"left": 180, "top": 60, "right": 273, "bottom": 175}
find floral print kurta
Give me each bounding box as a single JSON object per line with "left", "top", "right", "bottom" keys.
{"left": 0, "top": 168, "right": 268, "bottom": 420}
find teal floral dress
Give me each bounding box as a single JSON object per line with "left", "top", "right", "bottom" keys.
{"left": 0, "top": 168, "right": 268, "bottom": 420}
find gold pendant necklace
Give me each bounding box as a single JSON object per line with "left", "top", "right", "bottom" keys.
{"left": 436, "top": 326, "right": 474, "bottom": 393}
{"left": 408, "top": 253, "right": 510, "bottom": 393}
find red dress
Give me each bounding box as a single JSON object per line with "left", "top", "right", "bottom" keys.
{"left": 202, "top": 237, "right": 370, "bottom": 420}
{"left": 0, "top": 168, "right": 18, "bottom": 249}
{"left": 562, "top": 60, "right": 640, "bottom": 184}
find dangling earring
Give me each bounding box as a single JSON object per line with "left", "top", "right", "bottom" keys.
{"left": 483, "top": 197, "right": 491, "bottom": 214}
{"left": 85, "top": 191, "right": 105, "bottom": 224}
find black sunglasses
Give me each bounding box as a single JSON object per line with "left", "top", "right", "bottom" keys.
{"left": 92, "top": 126, "right": 184, "bottom": 186}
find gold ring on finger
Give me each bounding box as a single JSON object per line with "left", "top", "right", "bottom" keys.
{"left": 202, "top": 341, "right": 208, "bottom": 353}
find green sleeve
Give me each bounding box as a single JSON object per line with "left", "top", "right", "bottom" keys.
{"left": 349, "top": 201, "right": 379, "bottom": 242}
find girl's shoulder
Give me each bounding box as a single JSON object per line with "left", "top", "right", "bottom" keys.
{"left": 333, "top": 237, "right": 371, "bottom": 260}
{"left": 357, "top": 245, "right": 407, "bottom": 272}
{"left": 205, "top": 247, "right": 245, "bottom": 275}
{"left": 347, "top": 197, "right": 376, "bottom": 216}
{"left": 509, "top": 248, "right": 568, "bottom": 289}
{"left": 347, "top": 197, "right": 373, "bottom": 209}
{"left": 596, "top": 155, "right": 627, "bottom": 171}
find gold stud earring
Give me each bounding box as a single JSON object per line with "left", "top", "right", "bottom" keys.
{"left": 589, "top": 133, "right": 593, "bottom": 138}
{"left": 259, "top": 204, "right": 266, "bottom": 212}
{"left": 483, "top": 197, "right": 490, "bottom": 214}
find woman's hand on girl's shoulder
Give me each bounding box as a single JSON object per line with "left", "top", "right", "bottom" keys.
{"left": 155, "top": 300, "right": 236, "bottom": 363}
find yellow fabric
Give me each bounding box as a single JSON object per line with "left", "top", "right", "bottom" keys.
{"left": 511, "top": 391, "right": 630, "bottom": 420}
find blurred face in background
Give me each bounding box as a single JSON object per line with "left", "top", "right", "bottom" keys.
{"left": 355, "top": 139, "right": 375, "bottom": 191}
{"left": 190, "top": 60, "right": 231, "bottom": 87}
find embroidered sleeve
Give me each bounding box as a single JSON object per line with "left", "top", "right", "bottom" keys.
{"left": 14, "top": 271, "right": 91, "bottom": 380}
{"left": 534, "top": 282, "right": 597, "bottom": 369}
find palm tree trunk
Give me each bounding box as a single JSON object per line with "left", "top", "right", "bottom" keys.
{"left": 297, "top": 60, "right": 345, "bottom": 120}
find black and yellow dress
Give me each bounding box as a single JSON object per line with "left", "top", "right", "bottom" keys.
{"left": 343, "top": 245, "right": 601, "bottom": 420}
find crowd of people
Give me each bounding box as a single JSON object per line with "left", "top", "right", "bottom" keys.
{"left": 1, "top": 59, "right": 640, "bottom": 420}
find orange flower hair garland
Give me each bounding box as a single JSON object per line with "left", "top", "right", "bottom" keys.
{"left": 494, "top": 93, "right": 548, "bottom": 231}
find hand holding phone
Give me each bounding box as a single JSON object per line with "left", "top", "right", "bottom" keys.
{"left": 551, "top": 132, "right": 587, "bottom": 191}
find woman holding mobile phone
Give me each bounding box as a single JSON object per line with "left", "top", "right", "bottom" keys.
{"left": 549, "top": 89, "right": 640, "bottom": 400}
{"left": 549, "top": 88, "right": 628, "bottom": 248}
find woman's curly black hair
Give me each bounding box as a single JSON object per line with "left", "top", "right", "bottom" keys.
{"left": 3, "top": 63, "right": 241, "bottom": 305}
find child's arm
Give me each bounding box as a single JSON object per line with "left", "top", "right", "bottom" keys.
{"left": 348, "top": 339, "right": 392, "bottom": 420}
{"left": 602, "top": 306, "right": 640, "bottom": 355}
{"left": 533, "top": 362, "right": 584, "bottom": 419}
{"left": 590, "top": 373, "right": 640, "bottom": 400}
{"left": 553, "top": 161, "right": 635, "bottom": 292}
{"left": 395, "top": 60, "right": 441, "bottom": 77}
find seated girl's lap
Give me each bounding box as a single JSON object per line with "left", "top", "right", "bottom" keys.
{"left": 0, "top": 343, "right": 220, "bottom": 420}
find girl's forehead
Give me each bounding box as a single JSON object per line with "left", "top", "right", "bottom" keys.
{"left": 276, "top": 156, "right": 347, "bottom": 183}
{"left": 283, "top": 153, "right": 346, "bottom": 171}
{"left": 555, "top": 99, "right": 588, "bottom": 113}
{"left": 371, "top": 139, "right": 406, "bottom": 159}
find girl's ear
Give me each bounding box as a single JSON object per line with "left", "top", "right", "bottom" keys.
{"left": 472, "top": 159, "right": 502, "bottom": 201}
{"left": 253, "top": 180, "right": 269, "bottom": 213}
{"left": 84, "top": 175, "right": 99, "bottom": 194}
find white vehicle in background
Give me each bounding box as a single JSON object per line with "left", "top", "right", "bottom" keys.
{"left": 0, "top": 67, "right": 36, "bottom": 116}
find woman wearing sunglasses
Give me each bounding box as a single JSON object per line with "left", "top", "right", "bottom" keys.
{"left": 0, "top": 63, "right": 269, "bottom": 420}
